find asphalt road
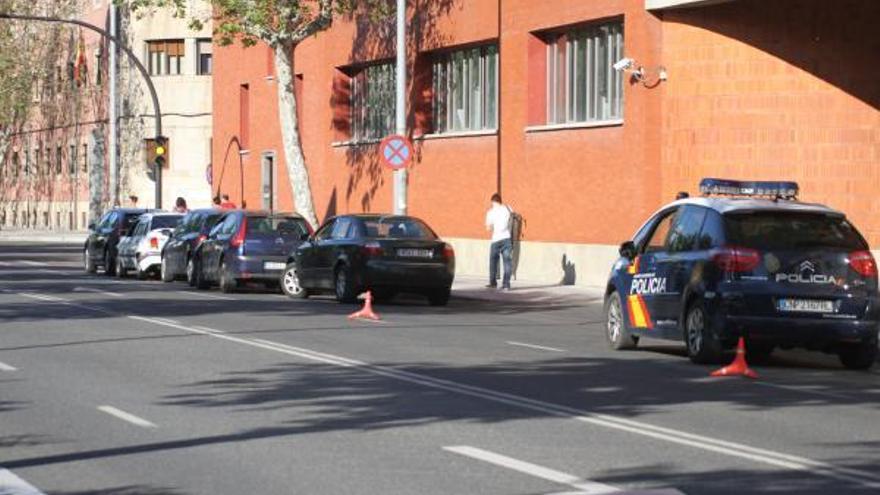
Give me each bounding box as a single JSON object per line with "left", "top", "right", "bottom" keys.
{"left": 1, "top": 242, "right": 879, "bottom": 495}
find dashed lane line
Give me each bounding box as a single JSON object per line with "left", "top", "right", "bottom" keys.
{"left": 0, "top": 361, "right": 17, "bottom": 371}
{"left": 97, "top": 405, "right": 157, "bottom": 429}
{"left": 174, "top": 290, "right": 236, "bottom": 301}
{"left": 127, "top": 316, "right": 880, "bottom": 490}
{"left": 443, "top": 445, "right": 618, "bottom": 494}
{"left": 73, "top": 287, "right": 124, "bottom": 298}
{"left": 0, "top": 468, "right": 47, "bottom": 495}
{"left": 19, "top": 261, "right": 48, "bottom": 267}
{"left": 507, "top": 341, "right": 566, "bottom": 352}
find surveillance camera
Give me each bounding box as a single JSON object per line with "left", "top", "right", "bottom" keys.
{"left": 613, "top": 57, "right": 634, "bottom": 71}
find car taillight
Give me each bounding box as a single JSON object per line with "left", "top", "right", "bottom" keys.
{"left": 230, "top": 217, "right": 247, "bottom": 248}
{"left": 149, "top": 237, "right": 159, "bottom": 249}
{"left": 196, "top": 234, "right": 207, "bottom": 244}
{"left": 849, "top": 250, "right": 877, "bottom": 278}
{"left": 712, "top": 246, "right": 760, "bottom": 272}
{"left": 443, "top": 243, "right": 455, "bottom": 260}
{"left": 363, "top": 241, "right": 382, "bottom": 257}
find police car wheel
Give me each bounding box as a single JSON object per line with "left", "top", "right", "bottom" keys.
{"left": 605, "top": 292, "right": 638, "bottom": 350}
{"left": 838, "top": 340, "right": 878, "bottom": 370}
{"left": 685, "top": 301, "right": 722, "bottom": 364}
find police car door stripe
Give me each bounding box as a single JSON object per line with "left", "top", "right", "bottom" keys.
{"left": 627, "top": 294, "right": 653, "bottom": 329}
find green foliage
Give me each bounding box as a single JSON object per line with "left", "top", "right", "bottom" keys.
{"left": 117, "top": 0, "right": 391, "bottom": 48}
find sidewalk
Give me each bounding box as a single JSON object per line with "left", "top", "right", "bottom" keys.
{"left": 0, "top": 228, "right": 88, "bottom": 244}
{"left": 451, "top": 275, "right": 605, "bottom": 306}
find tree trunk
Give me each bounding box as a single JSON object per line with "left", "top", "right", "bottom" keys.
{"left": 274, "top": 42, "right": 319, "bottom": 229}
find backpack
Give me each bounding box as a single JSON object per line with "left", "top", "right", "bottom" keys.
{"left": 506, "top": 205, "right": 523, "bottom": 242}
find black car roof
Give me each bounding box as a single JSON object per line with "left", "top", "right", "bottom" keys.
{"left": 670, "top": 197, "right": 843, "bottom": 216}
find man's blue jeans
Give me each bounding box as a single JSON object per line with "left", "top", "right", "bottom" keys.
{"left": 489, "top": 238, "right": 513, "bottom": 288}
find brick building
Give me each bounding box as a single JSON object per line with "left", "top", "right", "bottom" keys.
{"left": 211, "top": 0, "right": 879, "bottom": 286}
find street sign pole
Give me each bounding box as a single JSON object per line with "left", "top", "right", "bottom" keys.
{"left": 393, "top": 0, "right": 407, "bottom": 215}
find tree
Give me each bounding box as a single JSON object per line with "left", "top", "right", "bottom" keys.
{"left": 121, "top": 0, "right": 390, "bottom": 228}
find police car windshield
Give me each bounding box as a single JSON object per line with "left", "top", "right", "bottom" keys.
{"left": 725, "top": 213, "right": 866, "bottom": 251}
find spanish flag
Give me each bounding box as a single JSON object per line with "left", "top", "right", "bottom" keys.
{"left": 73, "top": 30, "right": 87, "bottom": 86}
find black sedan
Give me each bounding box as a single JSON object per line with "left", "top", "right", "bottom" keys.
{"left": 160, "top": 208, "right": 224, "bottom": 284}
{"left": 83, "top": 208, "right": 152, "bottom": 276}
{"left": 282, "top": 214, "right": 455, "bottom": 305}
{"left": 193, "top": 211, "right": 312, "bottom": 293}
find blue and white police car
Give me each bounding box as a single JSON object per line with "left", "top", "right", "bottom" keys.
{"left": 604, "top": 178, "right": 879, "bottom": 370}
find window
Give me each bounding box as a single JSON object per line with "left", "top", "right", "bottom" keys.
{"left": 667, "top": 206, "right": 707, "bottom": 253}
{"left": 331, "top": 217, "right": 354, "bottom": 240}
{"left": 11, "top": 152, "right": 19, "bottom": 178}
{"left": 314, "top": 219, "right": 337, "bottom": 241}
{"left": 69, "top": 144, "right": 76, "bottom": 175}
{"left": 643, "top": 210, "right": 676, "bottom": 253}
{"left": 56, "top": 146, "right": 62, "bottom": 174}
{"left": 82, "top": 143, "right": 88, "bottom": 173}
{"left": 546, "top": 21, "right": 623, "bottom": 124}
{"left": 197, "top": 39, "right": 212, "bottom": 75}
{"left": 433, "top": 45, "right": 498, "bottom": 133}
{"left": 147, "top": 40, "right": 185, "bottom": 76}
{"left": 23, "top": 150, "right": 29, "bottom": 177}
{"left": 239, "top": 84, "right": 250, "bottom": 149}
{"left": 350, "top": 62, "right": 396, "bottom": 141}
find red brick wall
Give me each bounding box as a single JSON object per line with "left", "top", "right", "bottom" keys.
{"left": 660, "top": 0, "right": 880, "bottom": 245}
{"left": 211, "top": 0, "right": 662, "bottom": 242}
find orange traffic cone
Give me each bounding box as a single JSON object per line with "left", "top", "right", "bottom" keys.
{"left": 348, "top": 291, "right": 380, "bottom": 321}
{"left": 710, "top": 337, "right": 758, "bottom": 379}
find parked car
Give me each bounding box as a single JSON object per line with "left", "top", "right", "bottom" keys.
{"left": 605, "top": 178, "right": 878, "bottom": 370}
{"left": 160, "top": 208, "right": 224, "bottom": 284}
{"left": 116, "top": 212, "right": 183, "bottom": 279}
{"left": 83, "top": 208, "right": 151, "bottom": 276}
{"left": 192, "top": 211, "right": 312, "bottom": 293}
{"left": 283, "top": 214, "right": 455, "bottom": 305}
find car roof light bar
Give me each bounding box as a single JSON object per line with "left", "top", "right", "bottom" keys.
{"left": 699, "top": 178, "right": 799, "bottom": 200}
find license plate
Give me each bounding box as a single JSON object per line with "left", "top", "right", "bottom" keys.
{"left": 263, "top": 262, "right": 286, "bottom": 271}
{"left": 777, "top": 298, "right": 835, "bottom": 313}
{"left": 397, "top": 249, "right": 433, "bottom": 259}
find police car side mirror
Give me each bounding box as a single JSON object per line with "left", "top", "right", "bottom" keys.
{"left": 619, "top": 241, "right": 637, "bottom": 260}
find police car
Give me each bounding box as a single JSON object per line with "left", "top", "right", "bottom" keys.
{"left": 604, "top": 178, "right": 879, "bottom": 370}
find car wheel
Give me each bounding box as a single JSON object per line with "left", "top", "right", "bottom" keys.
{"left": 838, "top": 340, "right": 878, "bottom": 370}
{"left": 186, "top": 257, "right": 196, "bottom": 287}
{"left": 84, "top": 249, "right": 97, "bottom": 274}
{"left": 194, "top": 257, "right": 210, "bottom": 290}
{"left": 684, "top": 300, "right": 722, "bottom": 364}
{"left": 115, "top": 257, "right": 127, "bottom": 278}
{"left": 281, "top": 262, "right": 309, "bottom": 299}
{"left": 427, "top": 287, "right": 451, "bottom": 306}
{"left": 606, "top": 292, "right": 638, "bottom": 350}
{"left": 219, "top": 261, "right": 237, "bottom": 293}
{"left": 160, "top": 256, "right": 174, "bottom": 283}
{"left": 334, "top": 265, "right": 357, "bottom": 303}
{"left": 104, "top": 250, "right": 116, "bottom": 276}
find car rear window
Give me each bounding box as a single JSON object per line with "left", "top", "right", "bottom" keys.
{"left": 363, "top": 218, "right": 437, "bottom": 240}
{"left": 151, "top": 215, "right": 181, "bottom": 230}
{"left": 200, "top": 213, "right": 223, "bottom": 231}
{"left": 725, "top": 212, "right": 867, "bottom": 251}
{"left": 246, "top": 216, "right": 309, "bottom": 237}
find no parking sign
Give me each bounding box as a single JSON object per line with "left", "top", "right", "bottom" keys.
{"left": 379, "top": 134, "right": 413, "bottom": 170}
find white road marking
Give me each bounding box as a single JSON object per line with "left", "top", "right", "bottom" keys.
{"left": 444, "top": 445, "right": 618, "bottom": 494}
{"left": 73, "top": 287, "right": 124, "bottom": 298}
{"left": 19, "top": 261, "right": 47, "bottom": 267}
{"left": 150, "top": 317, "right": 180, "bottom": 325}
{"left": 97, "top": 405, "right": 157, "bottom": 428}
{"left": 0, "top": 468, "right": 47, "bottom": 495}
{"left": 754, "top": 381, "right": 852, "bottom": 400}
{"left": 175, "top": 290, "right": 235, "bottom": 301}
{"left": 507, "top": 341, "right": 566, "bottom": 352}
{"left": 0, "top": 361, "right": 17, "bottom": 371}
{"left": 18, "top": 293, "right": 66, "bottom": 303}
{"left": 16, "top": 292, "right": 114, "bottom": 315}
{"left": 126, "top": 315, "right": 880, "bottom": 489}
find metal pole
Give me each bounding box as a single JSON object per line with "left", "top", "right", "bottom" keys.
{"left": 108, "top": 4, "right": 118, "bottom": 207}
{"left": 393, "top": 0, "right": 407, "bottom": 215}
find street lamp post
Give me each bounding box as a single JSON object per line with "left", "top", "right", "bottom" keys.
{"left": 0, "top": 12, "right": 164, "bottom": 209}
{"left": 393, "top": 0, "right": 407, "bottom": 215}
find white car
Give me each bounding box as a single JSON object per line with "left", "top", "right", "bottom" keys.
{"left": 117, "top": 212, "right": 183, "bottom": 279}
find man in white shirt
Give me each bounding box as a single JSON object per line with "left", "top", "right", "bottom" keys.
{"left": 485, "top": 193, "right": 513, "bottom": 290}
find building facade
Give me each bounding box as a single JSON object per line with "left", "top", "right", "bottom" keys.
{"left": 0, "top": 0, "right": 214, "bottom": 231}
{"left": 212, "top": 0, "right": 879, "bottom": 286}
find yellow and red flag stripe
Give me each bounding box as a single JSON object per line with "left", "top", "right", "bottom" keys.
{"left": 627, "top": 256, "right": 640, "bottom": 275}
{"left": 627, "top": 294, "right": 653, "bottom": 329}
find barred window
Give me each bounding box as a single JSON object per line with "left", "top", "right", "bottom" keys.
{"left": 350, "top": 62, "right": 396, "bottom": 142}
{"left": 197, "top": 39, "right": 212, "bottom": 75}
{"left": 147, "top": 40, "right": 185, "bottom": 76}
{"left": 433, "top": 45, "right": 498, "bottom": 133}
{"left": 547, "top": 21, "right": 624, "bottom": 124}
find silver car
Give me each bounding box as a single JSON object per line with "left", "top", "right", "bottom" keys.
{"left": 116, "top": 212, "right": 183, "bottom": 279}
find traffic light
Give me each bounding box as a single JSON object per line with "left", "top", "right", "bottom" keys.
{"left": 145, "top": 136, "right": 168, "bottom": 182}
